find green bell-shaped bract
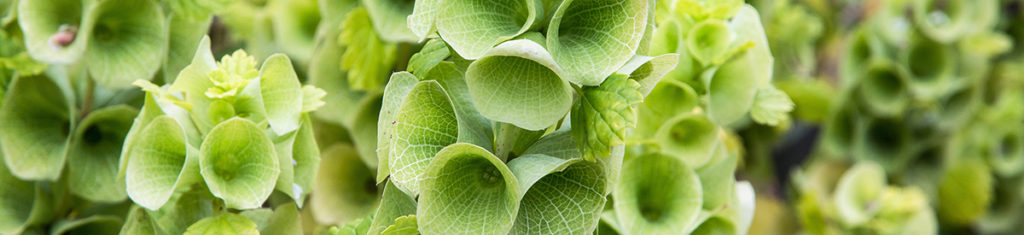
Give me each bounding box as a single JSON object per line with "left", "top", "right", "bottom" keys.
{"left": 618, "top": 54, "right": 681, "bottom": 98}
{"left": 163, "top": 14, "right": 213, "bottom": 83}
{"left": 17, "top": 0, "right": 87, "bottom": 64}
{"left": 430, "top": 62, "right": 495, "bottom": 156}
{"left": 199, "top": 117, "right": 280, "bottom": 210}
{"left": 385, "top": 80, "right": 459, "bottom": 195}
{"left": 255, "top": 54, "right": 304, "bottom": 135}
{"left": 119, "top": 206, "right": 157, "bottom": 235}
{"left": 50, "top": 215, "right": 123, "bottom": 235}
{"left": 634, "top": 79, "right": 698, "bottom": 138}
{"left": 703, "top": 49, "right": 757, "bottom": 126}
{"left": 83, "top": 0, "right": 168, "bottom": 88}
{"left": 546, "top": 0, "right": 648, "bottom": 86}
{"left": 911, "top": 0, "right": 998, "bottom": 43}
{"left": 183, "top": 212, "right": 259, "bottom": 235}
{"left": 900, "top": 35, "right": 957, "bottom": 100}
{"left": 147, "top": 189, "right": 215, "bottom": 235}
{"left": 855, "top": 61, "right": 909, "bottom": 117}
{"left": 417, "top": 143, "right": 522, "bottom": 235}
{"left": 507, "top": 154, "right": 607, "bottom": 234}
{"left": 853, "top": 117, "right": 914, "bottom": 173}
{"left": 840, "top": 28, "right": 885, "bottom": 86}
{"left": 0, "top": 162, "right": 54, "bottom": 235}
{"left": 375, "top": 72, "right": 419, "bottom": 183}
{"left": 66, "top": 105, "right": 138, "bottom": 202}
{"left": 614, "top": 152, "right": 703, "bottom": 234}
{"left": 349, "top": 93, "right": 383, "bottom": 170}
{"left": 821, "top": 93, "right": 859, "bottom": 156}
{"left": 125, "top": 115, "right": 201, "bottom": 210}
{"left": 465, "top": 39, "right": 572, "bottom": 131}
{"left": 832, "top": 162, "right": 886, "bottom": 226}
{"left": 433, "top": 0, "right": 541, "bottom": 59}
{"left": 696, "top": 143, "right": 738, "bottom": 211}
{"left": 0, "top": 74, "right": 71, "bottom": 181}
{"left": 270, "top": 114, "right": 321, "bottom": 205}
{"left": 311, "top": 144, "right": 380, "bottom": 226}
{"left": 269, "top": 0, "right": 320, "bottom": 65}
{"left": 935, "top": 79, "right": 982, "bottom": 130}
{"left": 655, "top": 112, "right": 721, "bottom": 168}
{"left": 361, "top": 0, "right": 417, "bottom": 43}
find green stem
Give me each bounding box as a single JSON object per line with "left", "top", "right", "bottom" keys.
{"left": 494, "top": 122, "right": 546, "bottom": 161}
{"left": 79, "top": 77, "right": 95, "bottom": 120}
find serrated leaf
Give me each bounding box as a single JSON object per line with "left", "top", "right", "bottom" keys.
{"left": 571, "top": 74, "right": 643, "bottom": 160}
{"left": 750, "top": 86, "right": 793, "bottom": 126}
{"left": 339, "top": 7, "right": 397, "bottom": 91}
{"left": 183, "top": 213, "right": 259, "bottom": 235}
{"left": 301, "top": 85, "right": 327, "bottom": 113}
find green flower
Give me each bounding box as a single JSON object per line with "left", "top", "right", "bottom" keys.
{"left": 205, "top": 50, "right": 260, "bottom": 99}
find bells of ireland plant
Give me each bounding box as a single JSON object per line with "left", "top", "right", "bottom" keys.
{"left": 121, "top": 36, "right": 326, "bottom": 213}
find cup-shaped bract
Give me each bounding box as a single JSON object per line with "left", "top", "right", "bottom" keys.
{"left": 0, "top": 162, "right": 53, "bottom": 235}
{"left": 912, "top": 0, "right": 997, "bottom": 43}
{"left": 655, "top": 113, "right": 721, "bottom": 168}
{"left": 435, "top": 0, "right": 541, "bottom": 59}
{"left": 66, "top": 105, "right": 138, "bottom": 202}
{"left": 375, "top": 72, "right": 420, "bottom": 183}
{"left": 125, "top": 116, "right": 200, "bottom": 210}
{"left": 361, "top": 0, "right": 418, "bottom": 43}
{"left": 634, "top": 79, "right": 697, "bottom": 138}
{"left": 614, "top": 153, "right": 703, "bottom": 234}
{"left": 386, "top": 80, "right": 459, "bottom": 195}
{"left": 854, "top": 117, "right": 913, "bottom": 173}
{"left": 270, "top": 114, "right": 321, "bottom": 205}
{"left": 508, "top": 154, "right": 607, "bottom": 234}
{"left": 856, "top": 61, "right": 909, "bottom": 117}
{"left": 417, "top": 143, "right": 522, "bottom": 235}
{"left": 546, "top": 0, "right": 648, "bottom": 86}
{"left": 704, "top": 50, "right": 758, "bottom": 125}
{"left": 465, "top": 39, "right": 572, "bottom": 131}
{"left": 83, "top": 0, "right": 168, "bottom": 88}
{"left": 832, "top": 162, "right": 886, "bottom": 226}
{"left": 901, "top": 35, "right": 957, "bottom": 100}
{"left": 199, "top": 117, "right": 281, "bottom": 209}
{"left": 270, "top": 0, "right": 321, "bottom": 63}
{"left": 0, "top": 75, "right": 71, "bottom": 181}
{"left": 311, "top": 144, "right": 380, "bottom": 225}
{"left": 17, "top": 0, "right": 86, "bottom": 64}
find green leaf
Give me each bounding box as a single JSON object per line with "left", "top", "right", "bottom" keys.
{"left": 259, "top": 54, "right": 304, "bottom": 135}
{"left": 572, "top": 74, "right": 643, "bottom": 160}
{"left": 368, "top": 181, "right": 417, "bottom": 235}
{"left": 387, "top": 80, "right": 459, "bottom": 195}
{"left": 361, "top": 0, "right": 418, "bottom": 42}
{"left": 331, "top": 216, "right": 374, "bottom": 235}
{"left": 750, "top": 86, "right": 793, "bottom": 126}
{"left": 183, "top": 213, "right": 259, "bottom": 235}
{"left": 417, "top": 143, "right": 521, "bottom": 235}
{"left": 84, "top": 0, "right": 169, "bottom": 88}
{"left": 380, "top": 215, "right": 418, "bottom": 235}
{"left": 375, "top": 72, "right": 419, "bottom": 183}
{"left": 199, "top": 118, "right": 280, "bottom": 209}
{"left": 338, "top": 7, "right": 397, "bottom": 91}
{"left": 435, "top": 0, "right": 541, "bottom": 59}
{"left": 465, "top": 39, "right": 572, "bottom": 131}
{"left": 0, "top": 75, "right": 71, "bottom": 181}
{"left": 125, "top": 116, "right": 201, "bottom": 210}
{"left": 546, "top": 0, "right": 648, "bottom": 86}
{"left": 507, "top": 154, "right": 607, "bottom": 234}
{"left": 407, "top": 39, "right": 450, "bottom": 77}
{"left": 66, "top": 105, "right": 137, "bottom": 202}
{"left": 311, "top": 144, "right": 380, "bottom": 225}
{"left": 614, "top": 153, "right": 702, "bottom": 234}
